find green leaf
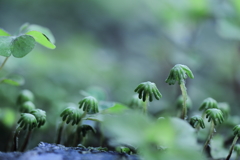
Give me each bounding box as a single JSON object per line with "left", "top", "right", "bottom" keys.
{"left": 26, "top": 31, "right": 56, "bottom": 49}
{"left": 21, "top": 24, "right": 55, "bottom": 44}
{"left": 0, "top": 29, "right": 11, "bottom": 36}
{"left": 11, "top": 35, "right": 36, "bottom": 58}
{"left": 0, "top": 75, "right": 25, "bottom": 86}
{"left": 0, "top": 36, "right": 13, "bottom": 57}
{"left": 101, "top": 103, "right": 129, "bottom": 114}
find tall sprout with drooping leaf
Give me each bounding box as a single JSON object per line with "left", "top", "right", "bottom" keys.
{"left": 165, "top": 64, "right": 194, "bottom": 120}
{"left": 189, "top": 115, "right": 205, "bottom": 133}
{"left": 226, "top": 125, "right": 240, "bottom": 160}
{"left": 202, "top": 108, "right": 224, "bottom": 152}
{"left": 134, "top": 81, "right": 162, "bottom": 115}
{"left": 0, "top": 23, "right": 55, "bottom": 71}
{"left": 12, "top": 113, "right": 37, "bottom": 151}
{"left": 56, "top": 104, "right": 82, "bottom": 144}
{"left": 20, "top": 108, "right": 46, "bottom": 152}
{"left": 199, "top": 97, "right": 218, "bottom": 113}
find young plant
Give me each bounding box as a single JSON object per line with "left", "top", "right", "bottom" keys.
{"left": 20, "top": 109, "right": 47, "bottom": 152}
{"left": 134, "top": 81, "right": 162, "bottom": 115}
{"left": 0, "top": 23, "right": 55, "bottom": 71}
{"left": 56, "top": 105, "right": 82, "bottom": 144}
{"left": 202, "top": 108, "right": 224, "bottom": 152}
{"left": 226, "top": 125, "right": 240, "bottom": 160}
{"left": 165, "top": 64, "right": 194, "bottom": 119}
{"left": 79, "top": 96, "right": 99, "bottom": 115}
{"left": 16, "top": 89, "right": 34, "bottom": 106}
{"left": 19, "top": 101, "right": 35, "bottom": 113}
{"left": 12, "top": 113, "right": 37, "bottom": 151}
{"left": 189, "top": 115, "right": 205, "bottom": 130}
{"left": 199, "top": 97, "right": 218, "bottom": 112}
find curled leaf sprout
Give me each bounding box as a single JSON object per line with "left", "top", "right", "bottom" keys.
{"left": 202, "top": 108, "right": 224, "bottom": 152}
{"left": 226, "top": 125, "right": 240, "bottom": 160}
{"left": 199, "top": 97, "right": 218, "bottom": 112}
{"left": 19, "top": 101, "right": 35, "bottom": 113}
{"left": 134, "top": 81, "right": 162, "bottom": 114}
{"left": 16, "top": 89, "right": 34, "bottom": 105}
{"left": 79, "top": 96, "right": 99, "bottom": 115}
{"left": 76, "top": 124, "right": 96, "bottom": 146}
{"left": 30, "top": 109, "right": 46, "bottom": 128}
{"left": 56, "top": 105, "right": 82, "bottom": 144}
{"left": 165, "top": 64, "right": 194, "bottom": 119}
{"left": 12, "top": 113, "right": 37, "bottom": 151}
{"left": 190, "top": 115, "right": 205, "bottom": 129}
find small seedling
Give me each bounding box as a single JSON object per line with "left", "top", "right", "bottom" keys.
{"left": 79, "top": 96, "right": 99, "bottom": 115}
{"left": 190, "top": 115, "right": 205, "bottom": 129}
{"left": 12, "top": 113, "right": 37, "bottom": 151}
{"left": 19, "top": 101, "right": 35, "bottom": 113}
{"left": 226, "top": 125, "right": 240, "bottom": 160}
{"left": 199, "top": 97, "right": 218, "bottom": 111}
{"left": 56, "top": 105, "right": 82, "bottom": 144}
{"left": 77, "top": 124, "right": 96, "bottom": 145}
{"left": 165, "top": 64, "right": 194, "bottom": 119}
{"left": 202, "top": 108, "right": 224, "bottom": 152}
{"left": 30, "top": 109, "right": 46, "bottom": 128}
{"left": 16, "top": 90, "right": 34, "bottom": 106}
{"left": 134, "top": 81, "right": 162, "bottom": 114}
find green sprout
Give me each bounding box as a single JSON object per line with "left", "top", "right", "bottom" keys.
{"left": 165, "top": 64, "right": 194, "bottom": 119}
{"left": 19, "top": 101, "right": 35, "bottom": 113}
{"left": 12, "top": 113, "right": 37, "bottom": 151}
{"left": 226, "top": 125, "right": 240, "bottom": 160}
{"left": 0, "top": 23, "right": 55, "bottom": 71}
{"left": 202, "top": 108, "right": 224, "bottom": 152}
{"left": 199, "top": 97, "right": 218, "bottom": 112}
{"left": 56, "top": 105, "right": 82, "bottom": 144}
{"left": 234, "top": 144, "right": 240, "bottom": 160}
{"left": 79, "top": 96, "right": 99, "bottom": 115}
{"left": 134, "top": 81, "right": 162, "bottom": 114}
{"left": 30, "top": 109, "right": 46, "bottom": 128}
{"left": 16, "top": 89, "right": 34, "bottom": 106}
{"left": 189, "top": 115, "right": 205, "bottom": 129}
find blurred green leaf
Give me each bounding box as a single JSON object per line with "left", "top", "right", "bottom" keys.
{"left": 217, "top": 19, "right": 240, "bottom": 40}
{"left": 0, "top": 29, "right": 10, "bottom": 36}
{"left": 26, "top": 31, "right": 56, "bottom": 49}
{"left": 0, "top": 36, "right": 13, "bottom": 57}
{"left": 0, "top": 108, "right": 16, "bottom": 127}
{"left": 11, "top": 35, "right": 36, "bottom": 58}
{"left": 0, "top": 75, "right": 25, "bottom": 86}
{"left": 101, "top": 103, "right": 129, "bottom": 114}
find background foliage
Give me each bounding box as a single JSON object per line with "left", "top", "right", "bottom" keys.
{"left": 0, "top": 0, "right": 240, "bottom": 155}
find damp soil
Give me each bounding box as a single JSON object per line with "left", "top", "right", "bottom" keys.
{"left": 0, "top": 142, "right": 140, "bottom": 160}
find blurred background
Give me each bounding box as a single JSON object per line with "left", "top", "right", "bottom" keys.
{"left": 0, "top": 0, "right": 240, "bottom": 151}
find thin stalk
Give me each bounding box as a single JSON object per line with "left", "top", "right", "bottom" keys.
{"left": 56, "top": 121, "right": 65, "bottom": 144}
{"left": 180, "top": 83, "right": 188, "bottom": 120}
{"left": 12, "top": 125, "right": 21, "bottom": 151}
{"left": 226, "top": 136, "right": 239, "bottom": 160}
{"left": 74, "top": 110, "right": 87, "bottom": 146}
{"left": 202, "top": 121, "right": 215, "bottom": 152}
{"left": 0, "top": 57, "right": 9, "bottom": 71}
{"left": 20, "top": 130, "right": 32, "bottom": 152}
{"left": 143, "top": 95, "right": 149, "bottom": 115}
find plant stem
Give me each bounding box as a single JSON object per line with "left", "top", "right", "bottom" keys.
{"left": 180, "top": 83, "right": 188, "bottom": 120}
{"left": 56, "top": 121, "right": 65, "bottom": 144}
{"left": 20, "top": 130, "right": 32, "bottom": 152}
{"left": 74, "top": 110, "right": 87, "bottom": 146}
{"left": 202, "top": 121, "right": 215, "bottom": 152}
{"left": 143, "top": 95, "right": 149, "bottom": 115}
{"left": 12, "top": 125, "right": 21, "bottom": 151}
{"left": 226, "top": 136, "right": 239, "bottom": 160}
{"left": 0, "top": 57, "right": 9, "bottom": 71}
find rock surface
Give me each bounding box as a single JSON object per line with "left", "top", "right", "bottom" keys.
{"left": 0, "top": 142, "right": 140, "bottom": 160}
